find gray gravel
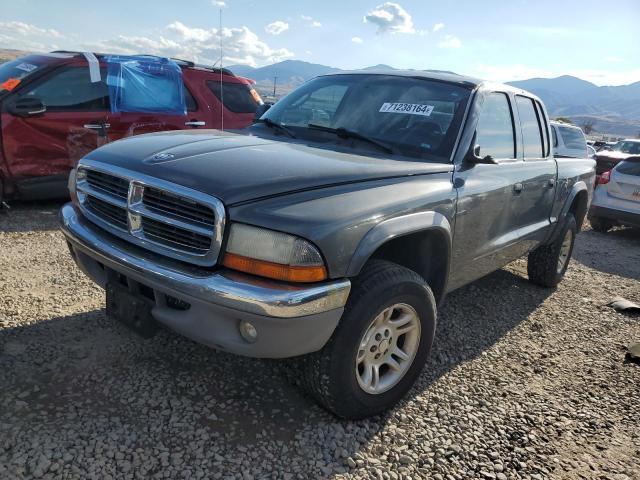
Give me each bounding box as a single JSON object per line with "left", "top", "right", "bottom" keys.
{"left": 1, "top": 201, "right": 639, "bottom": 480}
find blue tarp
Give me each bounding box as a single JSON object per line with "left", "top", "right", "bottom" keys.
{"left": 105, "top": 55, "right": 186, "bottom": 115}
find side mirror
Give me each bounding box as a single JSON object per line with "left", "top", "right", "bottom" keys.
{"left": 465, "top": 144, "right": 497, "bottom": 165}
{"left": 9, "top": 96, "right": 46, "bottom": 117}
{"left": 254, "top": 102, "right": 272, "bottom": 122}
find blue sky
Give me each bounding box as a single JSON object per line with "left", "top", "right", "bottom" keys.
{"left": 1, "top": 0, "right": 639, "bottom": 85}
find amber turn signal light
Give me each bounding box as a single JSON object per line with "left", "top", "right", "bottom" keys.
{"left": 222, "top": 252, "right": 327, "bottom": 283}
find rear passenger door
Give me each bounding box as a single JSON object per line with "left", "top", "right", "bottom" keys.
{"left": 510, "top": 95, "right": 557, "bottom": 252}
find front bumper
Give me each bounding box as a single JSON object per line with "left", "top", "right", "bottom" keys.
{"left": 60, "top": 203, "right": 351, "bottom": 358}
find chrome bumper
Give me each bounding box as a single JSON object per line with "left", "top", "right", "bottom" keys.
{"left": 59, "top": 203, "right": 351, "bottom": 319}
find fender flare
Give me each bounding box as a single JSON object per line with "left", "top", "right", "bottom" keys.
{"left": 549, "top": 180, "right": 589, "bottom": 242}
{"left": 346, "top": 210, "right": 453, "bottom": 280}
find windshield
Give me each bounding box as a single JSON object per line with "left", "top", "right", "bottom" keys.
{"left": 0, "top": 57, "right": 47, "bottom": 93}
{"left": 260, "top": 74, "right": 472, "bottom": 162}
{"left": 612, "top": 141, "right": 640, "bottom": 155}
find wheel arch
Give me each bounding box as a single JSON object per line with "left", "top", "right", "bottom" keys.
{"left": 548, "top": 181, "right": 589, "bottom": 242}
{"left": 346, "top": 211, "right": 452, "bottom": 304}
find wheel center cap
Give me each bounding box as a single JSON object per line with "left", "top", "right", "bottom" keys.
{"left": 379, "top": 339, "right": 390, "bottom": 352}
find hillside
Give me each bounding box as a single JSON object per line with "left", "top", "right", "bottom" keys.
{"left": 508, "top": 75, "right": 640, "bottom": 136}
{"left": 229, "top": 59, "right": 638, "bottom": 136}
{"left": 0, "top": 49, "right": 30, "bottom": 64}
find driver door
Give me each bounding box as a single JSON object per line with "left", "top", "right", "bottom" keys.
{"left": 1, "top": 66, "right": 110, "bottom": 194}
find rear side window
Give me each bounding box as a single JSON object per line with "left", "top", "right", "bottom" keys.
{"left": 534, "top": 101, "right": 550, "bottom": 156}
{"left": 207, "top": 81, "right": 258, "bottom": 113}
{"left": 617, "top": 160, "right": 640, "bottom": 176}
{"left": 475, "top": 92, "right": 516, "bottom": 159}
{"left": 516, "top": 96, "right": 544, "bottom": 158}
{"left": 184, "top": 85, "right": 197, "bottom": 112}
{"left": 559, "top": 126, "right": 586, "bottom": 151}
{"left": 23, "top": 67, "right": 109, "bottom": 111}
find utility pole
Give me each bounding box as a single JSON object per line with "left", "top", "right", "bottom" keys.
{"left": 273, "top": 75, "right": 277, "bottom": 98}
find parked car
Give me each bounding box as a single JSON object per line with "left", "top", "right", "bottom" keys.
{"left": 550, "top": 121, "right": 588, "bottom": 159}
{"left": 589, "top": 158, "right": 640, "bottom": 232}
{"left": 60, "top": 71, "right": 595, "bottom": 419}
{"left": 593, "top": 139, "right": 640, "bottom": 181}
{"left": 0, "top": 51, "right": 261, "bottom": 201}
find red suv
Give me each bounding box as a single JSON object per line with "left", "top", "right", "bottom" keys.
{"left": 0, "top": 51, "right": 261, "bottom": 201}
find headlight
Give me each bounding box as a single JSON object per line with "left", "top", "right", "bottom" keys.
{"left": 68, "top": 167, "right": 86, "bottom": 205}
{"left": 222, "top": 223, "right": 327, "bottom": 283}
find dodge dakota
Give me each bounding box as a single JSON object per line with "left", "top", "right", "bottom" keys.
{"left": 60, "top": 71, "right": 595, "bottom": 419}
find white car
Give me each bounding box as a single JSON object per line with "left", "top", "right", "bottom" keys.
{"left": 589, "top": 159, "right": 640, "bottom": 232}
{"left": 551, "top": 121, "right": 588, "bottom": 159}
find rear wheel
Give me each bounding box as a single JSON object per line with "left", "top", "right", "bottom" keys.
{"left": 589, "top": 216, "right": 614, "bottom": 233}
{"left": 528, "top": 214, "right": 577, "bottom": 287}
{"left": 295, "top": 260, "right": 436, "bottom": 419}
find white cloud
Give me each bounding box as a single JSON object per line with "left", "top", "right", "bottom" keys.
{"left": 438, "top": 34, "right": 461, "bottom": 48}
{"left": 0, "top": 21, "right": 62, "bottom": 38}
{"left": 301, "top": 15, "right": 322, "bottom": 28}
{"left": 605, "top": 56, "right": 624, "bottom": 63}
{"left": 351, "top": 36, "right": 364, "bottom": 44}
{"left": 0, "top": 21, "right": 63, "bottom": 52}
{"left": 364, "top": 3, "right": 415, "bottom": 34}
{"left": 265, "top": 20, "right": 289, "bottom": 36}
{"left": 0, "top": 19, "right": 292, "bottom": 67}
{"left": 78, "top": 22, "right": 293, "bottom": 67}
{"left": 432, "top": 22, "right": 444, "bottom": 32}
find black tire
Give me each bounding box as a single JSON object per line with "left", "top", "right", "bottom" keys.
{"left": 528, "top": 214, "right": 577, "bottom": 288}
{"left": 295, "top": 260, "right": 437, "bottom": 419}
{"left": 589, "top": 215, "right": 614, "bottom": 233}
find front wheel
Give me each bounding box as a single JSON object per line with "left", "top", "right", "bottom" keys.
{"left": 527, "top": 214, "right": 577, "bottom": 287}
{"left": 296, "top": 260, "right": 436, "bottom": 419}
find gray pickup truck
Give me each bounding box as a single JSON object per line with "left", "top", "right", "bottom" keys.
{"left": 60, "top": 71, "right": 595, "bottom": 419}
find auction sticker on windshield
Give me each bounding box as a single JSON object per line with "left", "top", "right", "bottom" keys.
{"left": 379, "top": 103, "right": 434, "bottom": 116}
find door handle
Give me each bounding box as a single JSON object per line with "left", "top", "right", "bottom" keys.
{"left": 84, "top": 123, "right": 110, "bottom": 130}
{"left": 513, "top": 182, "right": 523, "bottom": 193}
{"left": 185, "top": 121, "right": 206, "bottom": 127}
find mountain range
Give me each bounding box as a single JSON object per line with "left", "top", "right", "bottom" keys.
{"left": 230, "top": 60, "right": 639, "bottom": 137}
{"left": 0, "top": 50, "right": 636, "bottom": 136}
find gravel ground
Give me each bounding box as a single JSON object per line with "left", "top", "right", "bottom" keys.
{"left": 0, "top": 201, "right": 639, "bottom": 480}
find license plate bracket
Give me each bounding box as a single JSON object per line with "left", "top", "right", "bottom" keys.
{"left": 106, "top": 283, "right": 158, "bottom": 339}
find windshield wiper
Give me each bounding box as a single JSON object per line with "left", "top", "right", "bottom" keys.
{"left": 307, "top": 124, "right": 395, "bottom": 154}
{"left": 257, "top": 118, "right": 297, "bottom": 138}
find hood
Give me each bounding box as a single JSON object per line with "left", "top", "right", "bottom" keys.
{"left": 85, "top": 130, "right": 453, "bottom": 205}
{"left": 596, "top": 150, "right": 637, "bottom": 161}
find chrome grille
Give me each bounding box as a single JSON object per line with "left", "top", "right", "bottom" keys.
{"left": 86, "top": 169, "right": 129, "bottom": 199}
{"left": 143, "top": 187, "right": 216, "bottom": 226}
{"left": 84, "top": 196, "right": 128, "bottom": 230}
{"left": 141, "top": 217, "right": 212, "bottom": 253}
{"left": 75, "top": 160, "right": 225, "bottom": 267}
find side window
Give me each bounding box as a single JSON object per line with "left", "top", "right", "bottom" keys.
{"left": 475, "top": 92, "right": 516, "bottom": 160}
{"left": 23, "top": 67, "right": 109, "bottom": 111}
{"left": 559, "top": 126, "right": 587, "bottom": 151}
{"left": 534, "top": 101, "right": 550, "bottom": 157}
{"left": 515, "top": 96, "right": 544, "bottom": 159}
{"left": 184, "top": 85, "right": 197, "bottom": 112}
{"left": 551, "top": 126, "right": 558, "bottom": 147}
{"left": 207, "top": 81, "right": 258, "bottom": 114}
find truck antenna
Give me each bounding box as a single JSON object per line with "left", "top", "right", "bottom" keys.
{"left": 219, "top": 8, "right": 224, "bottom": 132}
